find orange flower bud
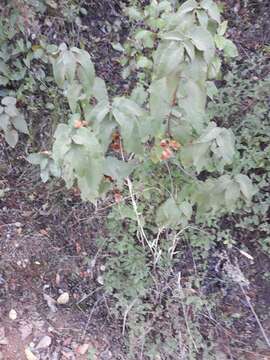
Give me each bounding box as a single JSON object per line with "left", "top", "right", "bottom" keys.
{"left": 161, "top": 147, "right": 173, "bottom": 160}
{"left": 74, "top": 120, "right": 83, "bottom": 128}
{"left": 169, "top": 140, "right": 181, "bottom": 150}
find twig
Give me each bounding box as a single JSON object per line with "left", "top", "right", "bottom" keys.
{"left": 122, "top": 298, "right": 137, "bottom": 336}
{"left": 240, "top": 283, "right": 270, "bottom": 348}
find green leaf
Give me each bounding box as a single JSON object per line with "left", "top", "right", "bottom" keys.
{"left": 0, "top": 114, "right": 10, "bottom": 131}
{"left": 156, "top": 197, "right": 182, "bottom": 227}
{"left": 201, "top": 0, "right": 221, "bottom": 23}
{"left": 4, "top": 104, "right": 18, "bottom": 117}
{"left": 112, "top": 42, "right": 125, "bottom": 52}
{"left": 215, "top": 129, "right": 235, "bottom": 163}
{"left": 134, "top": 30, "right": 155, "bottom": 48}
{"left": 149, "top": 77, "right": 172, "bottom": 122}
{"left": 154, "top": 42, "right": 184, "bottom": 78}
{"left": 178, "top": 78, "right": 206, "bottom": 131}
{"left": 66, "top": 82, "right": 82, "bottom": 113}
{"left": 49, "top": 160, "right": 61, "bottom": 177}
{"left": 196, "top": 9, "right": 209, "bottom": 28}
{"left": 93, "top": 77, "right": 108, "bottom": 103}
{"left": 87, "top": 100, "right": 110, "bottom": 124}
{"left": 206, "top": 81, "right": 218, "bottom": 99}
{"left": 104, "top": 157, "right": 135, "bottom": 184}
{"left": 235, "top": 174, "right": 257, "bottom": 201}
{"left": 189, "top": 26, "right": 215, "bottom": 63}
{"left": 225, "top": 182, "right": 240, "bottom": 210}
{"left": 218, "top": 21, "right": 228, "bottom": 36}
{"left": 136, "top": 56, "right": 152, "bottom": 69}
{"left": 223, "top": 39, "right": 238, "bottom": 57}
{"left": 208, "top": 56, "right": 221, "bottom": 79}
{"left": 71, "top": 47, "right": 95, "bottom": 95}
{"left": 11, "top": 114, "right": 29, "bottom": 134}
{"left": 27, "top": 153, "right": 44, "bottom": 165}
{"left": 126, "top": 6, "right": 142, "bottom": 20}
{"left": 183, "top": 40, "right": 195, "bottom": 61}
{"left": 72, "top": 127, "right": 102, "bottom": 154}
{"left": 5, "top": 129, "right": 18, "bottom": 147}
{"left": 1, "top": 96, "right": 17, "bottom": 106}
{"left": 178, "top": 0, "right": 198, "bottom": 15}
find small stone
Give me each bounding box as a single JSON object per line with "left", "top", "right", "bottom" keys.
{"left": 9, "top": 309, "right": 17, "bottom": 320}
{"left": 57, "top": 292, "right": 69, "bottom": 305}
{"left": 97, "top": 275, "right": 104, "bottom": 285}
{"left": 36, "top": 335, "right": 52, "bottom": 349}
{"left": 25, "top": 348, "right": 38, "bottom": 360}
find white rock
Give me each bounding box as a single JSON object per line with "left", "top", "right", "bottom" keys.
{"left": 57, "top": 292, "right": 69, "bottom": 305}
{"left": 9, "top": 309, "right": 17, "bottom": 321}
{"left": 25, "top": 348, "right": 38, "bottom": 360}
{"left": 36, "top": 335, "right": 52, "bottom": 349}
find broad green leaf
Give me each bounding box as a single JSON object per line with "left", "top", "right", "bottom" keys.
{"left": 71, "top": 48, "right": 95, "bottom": 95}
{"left": 87, "top": 100, "right": 110, "bottom": 124}
{"left": 136, "top": 56, "right": 152, "bottom": 69}
{"left": 207, "top": 56, "right": 221, "bottom": 79}
{"left": 161, "top": 30, "right": 184, "bottom": 41}
{"left": 181, "top": 142, "right": 210, "bottom": 172}
{"left": 72, "top": 127, "right": 102, "bottom": 154}
{"left": 223, "top": 39, "right": 238, "bottom": 57}
{"left": 178, "top": 0, "right": 198, "bottom": 16}
{"left": 206, "top": 81, "right": 218, "bottom": 99}
{"left": 53, "top": 124, "right": 72, "bottom": 162}
{"left": 131, "top": 85, "right": 148, "bottom": 106}
{"left": 0, "top": 113, "right": 10, "bottom": 131}
{"left": 215, "top": 130, "right": 235, "bottom": 162}
{"left": 225, "top": 182, "right": 240, "bottom": 210}
{"left": 183, "top": 40, "right": 195, "bottom": 61}
{"left": 179, "top": 201, "right": 193, "bottom": 219}
{"left": 178, "top": 78, "right": 206, "bottom": 131}
{"left": 156, "top": 197, "right": 182, "bottom": 227}
{"left": 126, "top": 6, "right": 142, "bottom": 20}
{"left": 0, "top": 60, "right": 10, "bottom": 77}
{"left": 5, "top": 129, "right": 18, "bottom": 147}
{"left": 235, "top": 174, "right": 257, "bottom": 201}
{"left": 196, "top": 9, "right": 209, "bottom": 28}
{"left": 40, "top": 166, "right": 50, "bottom": 182}
{"left": 113, "top": 97, "right": 144, "bottom": 118}
{"left": 189, "top": 26, "right": 215, "bottom": 63}
{"left": 134, "top": 30, "right": 155, "bottom": 48}
{"left": 149, "top": 77, "right": 172, "bottom": 122}
{"left": 1, "top": 96, "right": 17, "bottom": 106}
{"left": 218, "top": 21, "right": 228, "bottom": 36}
{"left": 66, "top": 82, "right": 82, "bottom": 113}
{"left": 154, "top": 41, "right": 184, "bottom": 78}
{"left": 11, "top": 114, "right": 29, "bottom": 134}
{"left": 5, "top": 104, "right": 18, "bottom": 117}
{"left": 199, "top": 123, "right": 222, "bottom": 142}
{"left": 93, "top": 77, "right": 108, "bottom": 103}
{"left": 112, "top": 42, "right": 125, "bottom": 52}
{"left": 104, "top": 157, "right": 135, "bottom": 184}
{"left": 201, "top": 0, "right": 221, "bottom": 23}
{"left": 27, "top": 153, "right": 44, "bottom": 165}
{"left": 215, "top": 36, "right": 238, "bottom": 57}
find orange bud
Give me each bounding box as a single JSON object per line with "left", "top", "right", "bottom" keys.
{"left": 82, "top": 120, "right": 88, "bottom": 127}
{"left": 169, "top": 140, "right": 181, "bottom": 150}
{"left": 114, "top": 192, "right": 122, "bottom": 203}
{"left": 160, "top": 139, "right": 168, "bottom": 148}
{"left": 161, "top": 147, "right": 173, "bottom": 160}
{"left": 74, "top": 120, "right": 83, "bottom": 128}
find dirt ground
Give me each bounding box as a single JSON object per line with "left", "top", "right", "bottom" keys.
{"left": 0, "top": 0, "right": 270, "bottom": 359}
